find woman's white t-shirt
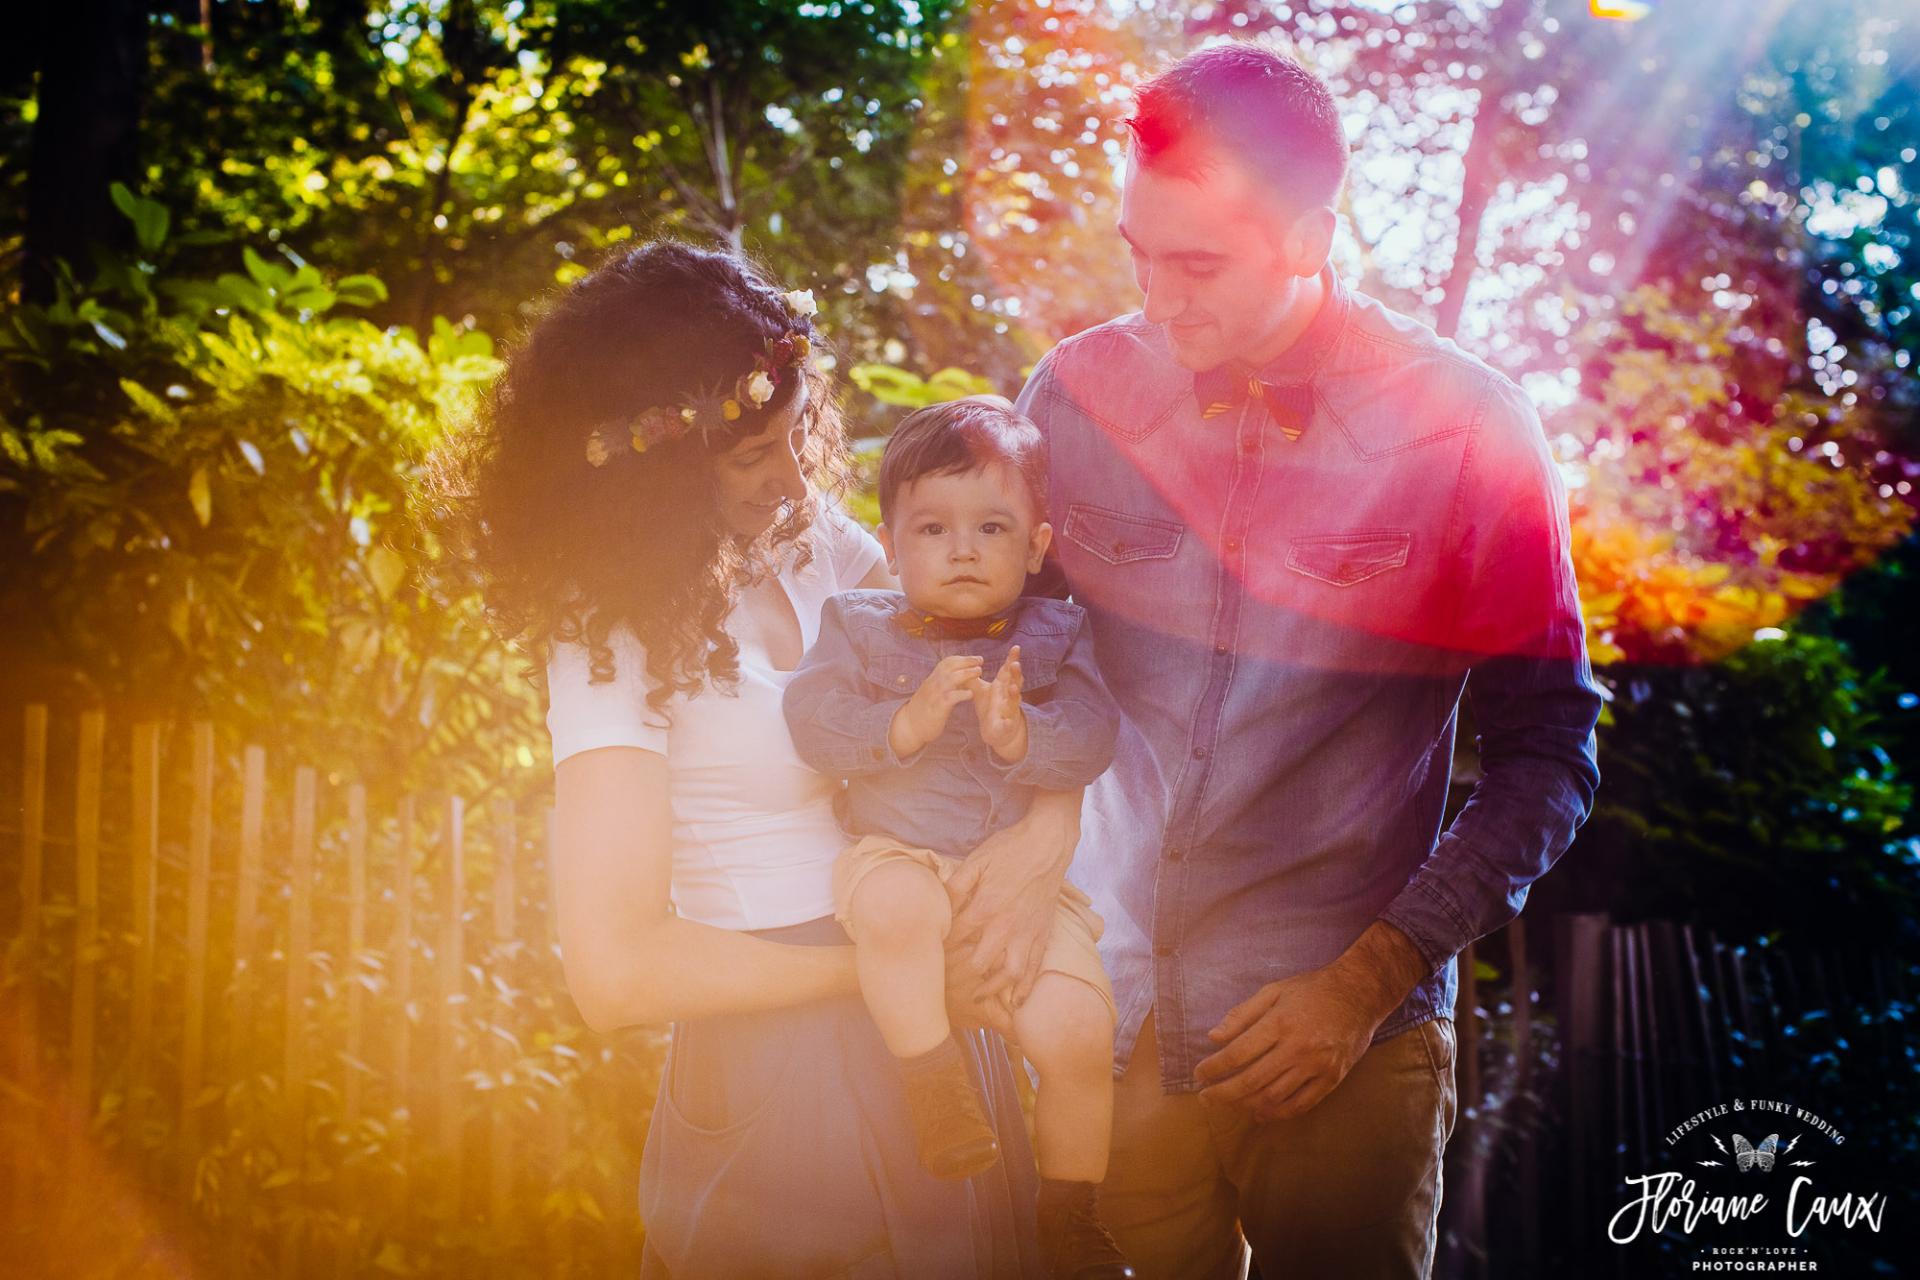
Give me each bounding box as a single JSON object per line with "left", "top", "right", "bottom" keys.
{"left": 545, "top": 505, "right": 885, "bottom": 931}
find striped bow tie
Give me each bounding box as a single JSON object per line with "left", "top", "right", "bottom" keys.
{"left": 895, "top": 609, "right": 1013, "bottom": 642}
{"left": 1194, "top": 368, "right": 1314, "bottom": 441}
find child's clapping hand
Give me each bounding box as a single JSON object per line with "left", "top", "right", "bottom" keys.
{"left": 888, "top": 654, "right": 985, "bottom": 758}
{"left": 973, "top": 645, "right": 1028, "bottom": 763}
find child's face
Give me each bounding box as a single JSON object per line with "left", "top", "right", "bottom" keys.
{"left": 878, "top": 462, "right": 1053, "bottom": 619}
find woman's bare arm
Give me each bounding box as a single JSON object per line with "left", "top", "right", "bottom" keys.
{"left": 552, "top": 745, "right": 857, "bottom": 1032}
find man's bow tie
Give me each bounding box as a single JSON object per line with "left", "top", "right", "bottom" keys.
{"left": 1193, "top": 367, "right": 1314, "bottom": 441}
{"left": 895, "top": 608, "right": 1013, "bottom": 642}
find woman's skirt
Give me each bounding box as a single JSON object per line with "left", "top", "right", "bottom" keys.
{"left": 637, "top": 914, "right": 1044, "bottom": 1278}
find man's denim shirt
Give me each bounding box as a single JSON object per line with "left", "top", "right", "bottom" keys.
{"left": 783, "top": 589, "right": 1122, "bottom": 858}
{"left": 1015, "top": 265, "right": 1604, "bottom": 1091}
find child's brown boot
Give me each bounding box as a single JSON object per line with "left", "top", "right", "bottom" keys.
{"left": 1037, "top": 1178, "right": 1135, "bottom": 1280}
{"left": 900, "top": 1036, "right": 1001, "bottom": 1180}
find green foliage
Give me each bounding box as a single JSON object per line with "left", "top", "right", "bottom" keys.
{"left": 1581, "top": 632, "right": 1916, "bottom": 942}
{"left": 0, "top": 191, "right": 536, "bottom": 803}
{"left": 848, "top": 362, "right": 999, "bottom": 408}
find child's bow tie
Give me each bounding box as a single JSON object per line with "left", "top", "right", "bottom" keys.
{"left": 894, "top": 609, "right": 1013, "bottom": 642}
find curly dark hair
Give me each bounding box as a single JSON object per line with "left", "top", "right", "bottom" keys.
{"left": 434, "top": 240, "right": 854, "bottom": 722}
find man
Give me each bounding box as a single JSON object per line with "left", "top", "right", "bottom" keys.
{"left": 978, "top": 40, "right": 1602, "bottom": 1279}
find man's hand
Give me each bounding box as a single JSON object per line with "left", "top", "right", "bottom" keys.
{"left": 944, "top": 935, "right": 1016, "bottom": 1040}
{"left": 944, "top": 789, "right": 1080, "bottom": 1006}
{"left": 888, "top": 654, "right": 983, "bottom": 759}
{"left": 1192, "top": 921, "right": 1430, "bottom": 1121}
{"left": 972, "top": 645, "right": 1029, "bottom": 762}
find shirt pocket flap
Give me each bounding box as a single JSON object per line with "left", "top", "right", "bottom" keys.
{"left": 1061, "top": 504, "right": 1185, "bottom": 566}
{"left": 1285, "top": 531, "right": 1412, "bottom": 587}
{"left": 865, "top": 651, "right": 938, "bottom": 697}
{"left": 1012, "top": 650, "right": 1061, "bottom": 694}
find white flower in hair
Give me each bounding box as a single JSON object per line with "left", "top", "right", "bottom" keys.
{"left": 585, "top": 429, "right": 613, "bottom": 467}
{"left": 783, "top": 289, "right": 818, "bottom": 318}
{"left": 745, "top": 368, "right": 776, "bottom": 407}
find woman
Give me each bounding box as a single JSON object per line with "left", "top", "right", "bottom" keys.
{"left": 451, "top": 241, "right": 1066, "bottom": 1277}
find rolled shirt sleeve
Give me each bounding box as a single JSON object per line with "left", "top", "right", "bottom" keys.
{"left": 1376, "top": 374, "right": 1604, "bottom": 974}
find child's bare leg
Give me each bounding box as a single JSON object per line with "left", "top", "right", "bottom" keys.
{"left": 1014, "top": 972, "right": 1116, "bottom": 1182}
{"left": 847, "top": 859, "right": 953, "bottom": 1059}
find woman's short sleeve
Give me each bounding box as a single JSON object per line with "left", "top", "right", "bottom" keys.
{"left": 545, "top": 626, "right": 669, "bottom": 765}
{"left": 818, "top": 502, "right": 885, "bottom": 588}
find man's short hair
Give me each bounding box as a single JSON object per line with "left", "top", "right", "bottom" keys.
{"left": 1124, "top": 41, "right": 1348, "bottom": 214}
{"left": 878, "top": 395, "right": 1047, "bottom": 526}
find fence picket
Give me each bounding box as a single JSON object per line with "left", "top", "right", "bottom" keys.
{"left": 70, "top": 710, "right": 105, "bottom": 1121}
{"left": 128, "top": 721, "right": 161, "bottom": 1133}
{"left": 440, "top": 795, "right": 467, "bottom": 1221}
{"left": 392, "top": 794, "right": 417, "bottom": 1219}
{"left": 234, "top": 744, "right": 266, "bottom": 984}
{"left": 18, "top": 705, "right": 48, "bottom": 948}
{"left": 181, "top": 722, "right": 215, "bottom": 1162}
{"left": 286, "top": 766, "right": 317, "bottom": 1165}
{"left": 345, "top": 784, "right": 369, "bottom": 1128}
{"left": 490, "top": 798, "right": 518, "bottom": 1253}
{"left": 7, "top": 705, "right": 50, "bottom": 1234}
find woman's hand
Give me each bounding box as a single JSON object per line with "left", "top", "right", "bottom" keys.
{"left": 944, "top": 788, "right": 1081, "bottom": 1007}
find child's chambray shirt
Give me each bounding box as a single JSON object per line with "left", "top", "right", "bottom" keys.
{"left": 783, "top": 588, "right": 1120, "bottom": 858}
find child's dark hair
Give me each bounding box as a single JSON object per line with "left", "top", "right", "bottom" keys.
{"left": 877, "top": 395, "right": 1047, "bottom": 525}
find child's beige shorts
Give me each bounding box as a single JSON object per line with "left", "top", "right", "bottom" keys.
{"left": 831, "top": 832, "right": 1116, "bottom": 1024}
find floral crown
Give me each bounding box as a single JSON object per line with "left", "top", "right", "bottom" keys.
{"left": 586, "top": 288, "right": 820, "bottom": 467}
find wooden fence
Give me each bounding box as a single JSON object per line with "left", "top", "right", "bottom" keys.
{"left": 0, "top": 704, "right": 652, "bottom": 1279}
{"left": 5, "top": 701, "right": 1911, "bottom": 1278}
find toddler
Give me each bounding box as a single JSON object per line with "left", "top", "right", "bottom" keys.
{"left": 784, "top": 396, "right": 1131, "bottom": 1280}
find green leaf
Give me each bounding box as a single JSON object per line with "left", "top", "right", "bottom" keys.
{"left": 188, "top": 466, "right": 212, "bottom": 527}
{"left": 242, "top": 246, "right": 286, "bottom": 293}
{"left": 119, "top": 378, "right": 178, "bottom": 424}
{"left": 110, "top": 182, "right": 170, "bottom": 255}
{"left": 849, "top": 362, "right": 935, "bottom": 407}
{"left": 333, "top": 274, "right": 390, "bottom": 307}
{"left": 0, "top": 428, "right": 30, "bottom": 466}
{"left": 281, "top": 286, "right": 337, "bottom": 314}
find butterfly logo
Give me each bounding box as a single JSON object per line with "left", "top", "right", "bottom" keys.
{"left": 1733, "top": 1134, "right": 1780, "bottom": 1173}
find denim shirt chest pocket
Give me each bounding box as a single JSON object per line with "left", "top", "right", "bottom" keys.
{"left": 1058, "top": 503, "right": 1214, "bottom": 640}
{"left": 1285, "top": 529, "right": 1412, "bottom": 587}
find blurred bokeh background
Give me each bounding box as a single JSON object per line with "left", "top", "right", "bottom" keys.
{"left": 0, "top": 1, "right": 1915, "bottom": 1275}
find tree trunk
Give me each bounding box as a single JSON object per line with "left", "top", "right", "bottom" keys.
{"left": 1433, "top": 112, "right": 1501, "bottom": 341}
{"left": 1433, "top": 0, "right": 1533, "bottom": 341}
{"left": 20, "top": 0, "right": 148, "bottom": 303}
